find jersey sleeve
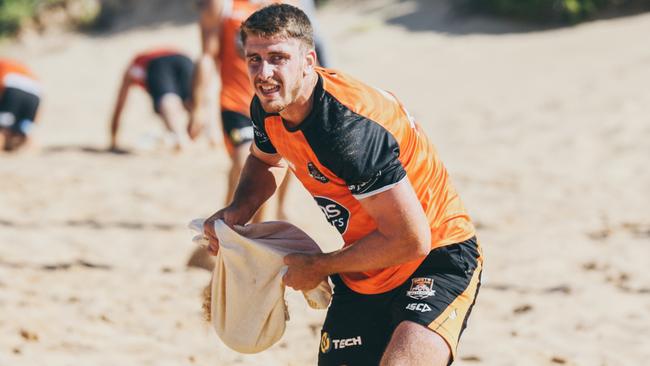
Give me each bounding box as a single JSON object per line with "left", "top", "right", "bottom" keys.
{"left": 250, "top": 96, "right": 277, "bottom": 154}
{"left": 339, "top": 120, "right": 407, "bottom": 199}
{"left": 302, "top": 106, "right": 407, "bottom": 199}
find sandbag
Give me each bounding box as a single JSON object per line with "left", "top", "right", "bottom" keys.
{"left": 189, "top": 219, "right": 331, "bottom": 353}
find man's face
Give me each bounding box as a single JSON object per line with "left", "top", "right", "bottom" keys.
{"left": 244, "top": 35, "right": 313, "bottom": 113}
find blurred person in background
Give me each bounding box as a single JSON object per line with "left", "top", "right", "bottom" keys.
{"left": 109, "top": 48, "right": 203, "bottom": 152}
{"left": 191, "top": 0, "right": 330, "bottom": 220}
{"left": 0, "top": 59, "right": 42, "bottom": 153}
{"left": 187, "top": 0, "right": 332, "bottom": 270}
{"left": 187, "top": 0, "right": 275, "bottom": 270}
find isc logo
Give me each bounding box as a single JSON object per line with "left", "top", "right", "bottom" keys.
{"left": 405, "top": 303, "right": 432, "bottom": 312}
{"left": 314, "top": 196, "right": 350, "bottom": 234}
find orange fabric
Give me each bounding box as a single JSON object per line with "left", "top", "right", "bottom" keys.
{"left": 262, "top": 68, "right": 476, "bottom": 294}
{"left": 0, "top": 59, "right": 37, "bottom": 94}
{"left": 217, "top": 0, "right": 262, "bottom": 116}
{"left": 217, "top": 0, "right": 285, "bottom": 116}
{"left": 129, "top": 48, "right": 181, "bottom": 88}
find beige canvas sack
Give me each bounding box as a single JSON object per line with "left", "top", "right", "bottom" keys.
{"left": 189, "top": 219, "right": 331, "bottom": 353}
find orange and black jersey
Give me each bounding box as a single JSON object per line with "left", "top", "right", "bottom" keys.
{"left": 251, "top": 68, "right": 476, "bottom": 294}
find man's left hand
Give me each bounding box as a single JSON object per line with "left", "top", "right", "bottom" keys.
{"left": 283, "top": 253, "right": 328, "bottom": 292}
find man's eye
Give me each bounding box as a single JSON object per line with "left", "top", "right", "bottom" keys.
{"left": 271, "top": 55, "right": 286, "bottom": 63}
{"left": 248, "top": 56, "right": 261, "bottom": 64}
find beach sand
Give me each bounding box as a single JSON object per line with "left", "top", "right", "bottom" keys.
{"left": 1, "top": 0, "right": 649, "bottom": 365}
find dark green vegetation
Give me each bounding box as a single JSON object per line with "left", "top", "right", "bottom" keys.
{"left": 0, "top": 0, "right": 98, "bottom": 37}
{"left": 0, "top": 0, "right": 40, "bottom": 35}
{"left": 462, "top": 0, "right": 650, "bottom": 23}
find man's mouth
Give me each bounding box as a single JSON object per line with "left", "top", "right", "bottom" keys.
{"left": 258, "top": 84, "right": 280, "bottom": 96}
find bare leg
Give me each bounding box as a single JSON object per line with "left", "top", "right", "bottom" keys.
{"left": 226, "top": 141, "right": 251, "bottom": 202}
{"left": 226, "top": 141, "right": 268, "bottom": 223}
{"left": 158, "top": 93, "right": 191, "bottom": 151}
{"left": 188, "top": 140, "right": 255, "bottom": 271}
{"left": 0, "top": 130, "right": 6, "bottom": 152}
{"left": 380, "top": 321, "right": 451, "bottom": 366}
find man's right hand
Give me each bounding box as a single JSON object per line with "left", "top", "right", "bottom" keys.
{"left": 203, "top": 204, "right": 255, "bottom": 255}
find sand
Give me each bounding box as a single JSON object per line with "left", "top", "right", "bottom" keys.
{"left": 1, "top": 0, "right": 649, "bottom": 365}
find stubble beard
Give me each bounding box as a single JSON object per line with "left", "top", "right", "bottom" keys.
{"left": 261, "top": 99, "right": 287, "bottom": 114}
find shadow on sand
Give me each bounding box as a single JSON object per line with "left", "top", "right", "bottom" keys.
{"left": 42, "top": 145, "right": 133, "bottom": 155}
{"left": 0, "top": 217, "right": 180, "bottom": 231}
{"left": 379, "top": 0, "right": 547, "bottom": 35}
{"left": 84, "top": 0, "right": 197, "bottom": 38}
{"left": 378, "top": 0, "right": 649, "bottom": 35}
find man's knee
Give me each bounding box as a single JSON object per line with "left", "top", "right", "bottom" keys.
{"left": 380, "top": 321, "right": 450, "bottom": 366}
{"left": 158, "top": 93, "right": 184, "bottom": 115}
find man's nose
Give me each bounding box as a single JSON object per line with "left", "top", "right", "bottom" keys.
{"left": 259, "top": 60, "right": 274, "bottom": 79}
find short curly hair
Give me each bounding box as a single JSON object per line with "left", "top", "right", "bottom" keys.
{"left": 240, "top": 3, "right": 315, "bottom": 49}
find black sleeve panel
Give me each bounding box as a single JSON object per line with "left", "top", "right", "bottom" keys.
{"left": 250, "top": 96, "right": 277, "bottom": 154}
{"left": 300, "top": 93, "right": 407, "bottom": 196}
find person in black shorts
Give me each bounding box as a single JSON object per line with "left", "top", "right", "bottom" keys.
{"left": 0, "top": 59, "right": 42, "bottom": 152}
{"left": 109, "top": 49, "right": 200, "bottom": 152}
{"left": 319, "top": 237, "right": 481, "bottom": 365}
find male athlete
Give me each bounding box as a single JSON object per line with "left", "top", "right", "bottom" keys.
{"left": 0, "top": 59, "right": 42, "bottom": 152}
{"left": 109, "top": 48, "right": 196, "bottom": 152}
{"left": 203, "top": 4, "right": 483, "bottom": 365}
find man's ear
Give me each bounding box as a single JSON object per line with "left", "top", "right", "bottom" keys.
{"left": 304, "top": 48, "right": 317, "bottom": 75}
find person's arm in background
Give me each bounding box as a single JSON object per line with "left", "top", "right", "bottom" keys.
{"left": 188, "top": 0, "right": 222, "bottom": 142}
{"left": 108, "top": 69, "right": 133, "bottom": 151}
{"left": 203, "top": 143, "right": 288, "bottom": 254}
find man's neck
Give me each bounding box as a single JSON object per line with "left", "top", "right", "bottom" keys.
{"left": 279, "top": 71, "right": 319, "bottom": 128}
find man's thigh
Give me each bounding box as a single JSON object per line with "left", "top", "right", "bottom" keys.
{"left": 389, "top": 237, "right": 483, "bottom": 363}
{"left": 381, "top": 320, "right": 450, "bottom": 366}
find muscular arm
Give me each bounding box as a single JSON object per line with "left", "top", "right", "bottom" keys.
{"left": 283, "top": 178, "right": 431, "bottom": 290}
{"left": 109, "top": 71, "right": 133, "bottom": 150}
{"left": 229, "top": 144, "right": 288, "bottom": 220}
{"left": 321, "top": 179, "right": 430, "bottom": 272}
{"left": 203, "top": 144, "right": 287, "bottom": 253}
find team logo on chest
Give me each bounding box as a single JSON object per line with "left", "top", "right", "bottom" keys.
{"left": 307, "top": 162, "right": 329, "bottom": 183}
{"left": 406, "top": 278, "right": 436, "bottom": 299}
{"left": 314, "top": 196, "right": 350, "bottom": 234}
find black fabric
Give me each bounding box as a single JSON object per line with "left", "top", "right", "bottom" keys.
{"left": 221, "top": 110, "right": 254, "bottom": 147}
{"left": 145, "top": 54, "right": 193, "bottom": 113}
{"left": 297, "top": 76, "right": 407, "bottom": 196}
{"left": 250, "top": 96, "right": 278, "bottom": 154}
{"left": 318, "top": 237, "right": 481, "bottom": 366}
{"left": 0, "top": 87, "right": 40, "bottom": 135}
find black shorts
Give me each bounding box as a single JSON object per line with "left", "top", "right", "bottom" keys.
{"left": 221, "top": 110, "right": 254, "bottom": 150}
{"left": 0, "top": 87, "right": 40, "bottom": 136}
{"left": 318, "top": 237, "right": 482, "bottom": 366}
{"left": 146, "top": 54, "right": 193, "bottom": 113}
